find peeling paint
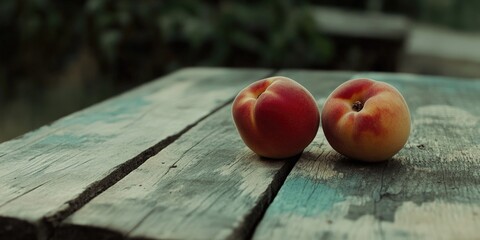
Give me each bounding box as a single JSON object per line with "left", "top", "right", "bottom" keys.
{"left": 265, "top": 176, "right": 344, "bottom": 217}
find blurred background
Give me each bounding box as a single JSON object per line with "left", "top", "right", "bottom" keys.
{"left": 1, "top": 0, "right": 480, "bottom": 142}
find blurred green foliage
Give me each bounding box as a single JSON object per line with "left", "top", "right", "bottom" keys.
{"left": 2, "top": 0, "right": 479, "bottom": 98}
{"left": 0, "top": 0, "right": 333, "bottom": 100}
{"left": 0, "top": 0, "right": 333, "bottom": 142}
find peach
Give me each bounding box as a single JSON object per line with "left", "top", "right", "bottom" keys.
{"left": 232, "top": 76, "right": 320, "bottom": 159}
{"left": 321, "top": 78, "right": 410, "bottom": 162}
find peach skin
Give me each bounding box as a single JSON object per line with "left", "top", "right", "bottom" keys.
{"left": 321, "top": 78, "right": 411, "bottom": 162}
{"left": 232, "top": 76, "right": 320, "bottom": 159}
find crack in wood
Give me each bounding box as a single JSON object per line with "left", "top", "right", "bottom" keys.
{"left": 240, "top": 155, "right": 300, "bottom": 240}
{"left": 44, "top": 99, "right": 238, "bottom": 238}
{"left": 377, "top": 162, "right": 388, "bottom": 240}
{"left": 43, "top": 70, "right": 279, "bottom": 240}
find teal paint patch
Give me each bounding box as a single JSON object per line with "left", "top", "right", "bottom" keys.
{"left": 266, "top": 176, "right": 345, "bottom": 217}
{"left": 41, "top": 134, "right": 85, "bottom": 145}
{"left": 60, "top": 96, "right": 150, "bottom": 126}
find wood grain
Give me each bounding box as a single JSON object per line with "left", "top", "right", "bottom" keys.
{"left": 54, "top": 105, "right": 297, "bottom": 240}
{"left": 253, "top": 71, "right": 480, "bottom": 240}
{"left": 0, "top": 67, "right": 272, "bottom": 240}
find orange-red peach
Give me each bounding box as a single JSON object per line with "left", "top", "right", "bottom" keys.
{"left": 321, "top": 78, "right": 411, "bottom": 162}
{"left": 232, "top": 76, "right": 320, "bottom": 159}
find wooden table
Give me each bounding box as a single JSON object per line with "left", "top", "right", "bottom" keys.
{"left": 1, "top": 68, "right": 479, "bottom": 240}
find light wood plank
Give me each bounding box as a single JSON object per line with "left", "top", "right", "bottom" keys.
{"left": 54, "top": 104, "right": 297, "bottom": 240}
{"left": 313, "top": 7, "right": 410, "bottom": 39}
{"left": 253, "top": 71, "right": 480, "bottom": 240}
{"left": 0, "top": 67, "right": 271, "bottom": 240}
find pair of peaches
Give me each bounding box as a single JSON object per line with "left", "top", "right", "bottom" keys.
{"left": 232, "top": 76, "right": 411, "bottom": 162}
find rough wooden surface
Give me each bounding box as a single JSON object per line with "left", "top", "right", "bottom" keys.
{"left": 0, "top": 67, "right": 271, "bottom": 240}
{"left": 55, "top": 106, "right": 297, "bottom": 240}
{"left": 253, "top": 71, "right": 480, "bottom": 240}
{"left": 2, "top": 68, "right": 479, "bottom": 240}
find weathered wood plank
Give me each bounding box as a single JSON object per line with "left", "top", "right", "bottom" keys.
{"left": 253, "top": 71, "right": 480, "bottom": 240}
{"left": 0, "top": 67, "right": 272, "bottom": 240}
{"left": 54, "top": 104, "right": 297, "bottom": 240}
{"left": 313, "top": 7, "right": 410, "bottom": 39}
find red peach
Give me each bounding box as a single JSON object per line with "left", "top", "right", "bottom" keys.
{"left": 232, "top": 76, "right": 320, "bottom": 159}
{"left": 321, "top": 78, "right": 411, "bottom": 162}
